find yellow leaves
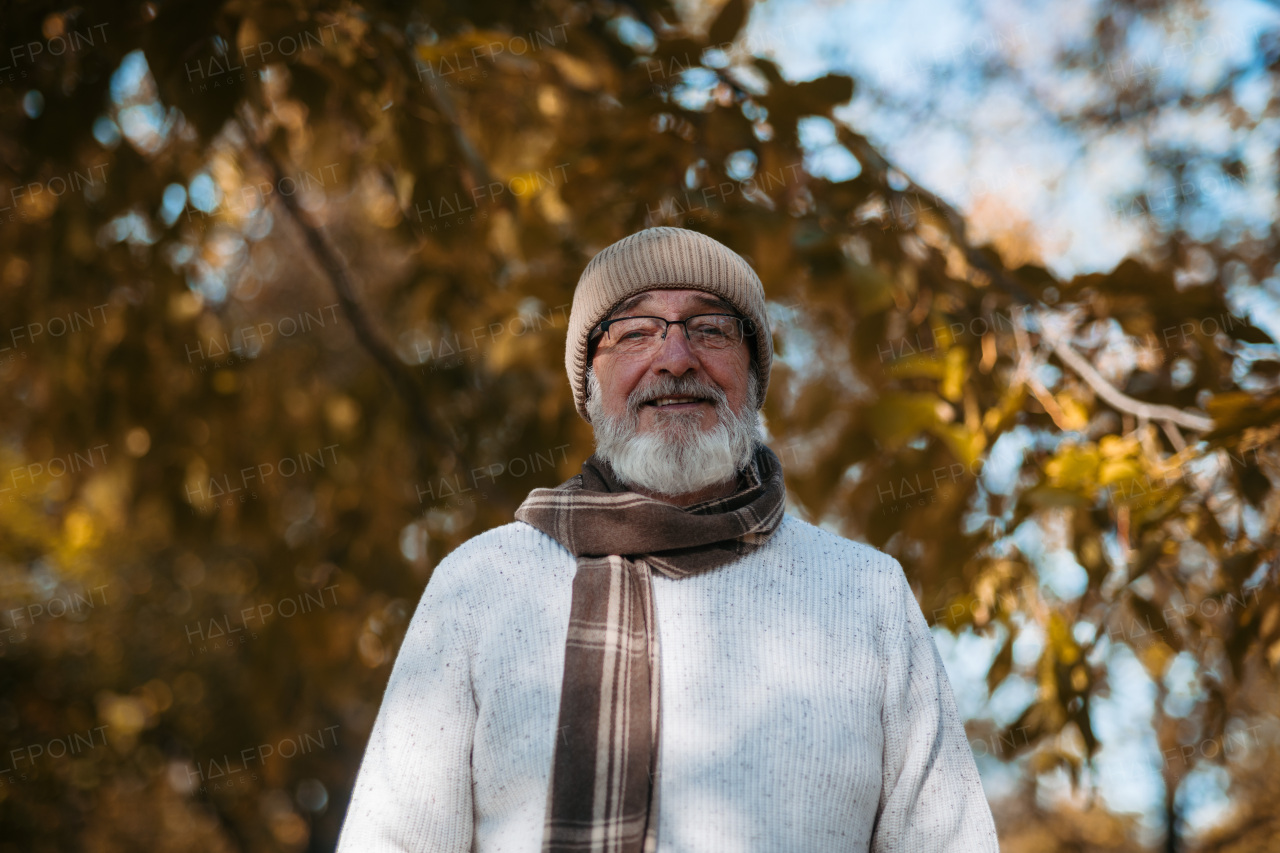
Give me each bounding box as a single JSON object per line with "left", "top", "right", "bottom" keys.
{"left": 321, "top": 14, "right": 363, "bottom": 68}
{"left": 96, "top": 691, "right": 154, "bottom": 738}
{"left": 849, "top": 262, "right": 897, "bottom": 315}
{"left": 1027, "top": 747, "right": 1082, "bottom": 781}
{"left": 544, "top": 50, "right": 600, "bottom": 91}
{"left": 2, "top": 255, "right": 29, "bottom": 287}
{"left": 268, "top": 810, "right": 310, "bottom": 846}
{"left": 124, "top": 427, "right": 152, "bottom": 458}
{"left": 1260, "top": 602, "right": 1280, "bottom": 639}
{"left": 415, "top": 28, "right": 603, "bottom": 92}
{"left": 64, "top": 510, "right": 95, "bottom": 550}
{"left": 1043, "top": 443, "right": 1100, "bottom": 492}
{"left": 1140, "top": 639, "right": 1177, "bottom": 680}
{"left": 974, "top": 560, "right": 1027, "bottom": 621}
{"left": 987, "top": 631, "right": 1015, "bottom": 695}
{"left": 867, "top": 366, "right": 985, "bottom": 465}
{"left": 0, "top": 454, "right": 114, "bottom": 583}
{"left": 324, "top": 394, "right": 361, "bottom": 435}
{"left": 486, "top": 208, "right": 521, "bottom": 262}
{"left": 13, "top": 178, "right": 59, "bottom": 223}
{"left": 979, "top": 331, "right": 997, "bottom": 373}
{"left": 1204, "top": 389, "right": 1280, "bottom": 435}
{"left": 1099, "top": 433, "right": 1138, "bottom": 459}
{"left": 138, "top": 679, "right": 174, "bottom": 715}
{"left": 883, "top": 353, "right": 946, "bottom": 381}
{"left": 57, "top": 468, "right": 125, "bottom": 570}
{"left": 1205, "top": 391, "right": 1253, "bottom": 419}
{"left": 14, "top": 3, "right": 1280, "bottom": 837}
{"left": 536, "top": 184, "right": 571, "bottom": 224}
{"left": 168, "top": 291, "right": 204, "bottom": 322}
{"left": 983, "top": 383, "right": 1028, "bottom": 434}
{"left": 882, "top": 343, "right": 968, "bottom": 403}
{"left": 881, "top": 331, "right": 984, "bottom": 461}
{"left": 194, "top": 312, "right": 223, "bottom": 349}
{"left": 941, "top": 346, "right": 968, "bottom": 402}
{"left": 183, "top": 458, "right": 210, "bottom": 512}
{"left": 1097, "top": 457, "right": 1142, "bottom": 489}
{"left": 866, "top": 391, "right": 941, "bottom": 449}
{"left": 1039, "top": 435, "right": 1145, "bottom": 507}
{"left": 1048, "top": 613, "right": 1079, "bottom": 667}
{"left": 415, "top": 33, "right": 497, "bottom": 65}
{"left": 786, "top": 375, "right": 844, "bottom": 430}
{"left": 1000, "top": 613, "right": 1098, "bottom": 764}
{"left": 358, "top": 167, "right": 402, "bottom": 228}
{"left": 1079, "top": 535, "right": 1103, "bottom": 572}
{"left": 1054, "top": 392, "right": 1090, "bottom": 431}
{"left": 391, "top": 167, "right": 416, "bottom": 214}
{"left": 933, "top": 422, "right": 986, "bottom": 469}
{"left": 935, "top": 592, "right": 979, "bottom": 629}
{"left": 537, "top": 85, "right": 564, "bottom": 118}
{"left": 212, "top": 370, "right": 238, "bottom": 394}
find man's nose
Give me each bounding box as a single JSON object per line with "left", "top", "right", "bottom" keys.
{"left": 650, "top": 323, "right": 700, "bottom": 375}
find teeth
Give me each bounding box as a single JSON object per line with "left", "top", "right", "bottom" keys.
{"left": 651, "top": 397, "right": 699, "bottom": 406}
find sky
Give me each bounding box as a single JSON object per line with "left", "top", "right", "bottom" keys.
{"left": 746, "top": 0, "right": 1280, "bottom": 276}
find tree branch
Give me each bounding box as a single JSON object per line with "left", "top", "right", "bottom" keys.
{"left": 835, "top": 120, "right": 1217, "bottom": 434}
{"left": 234, "top": 107, "right": 461, "bottom": 455}
{"left": 1037, "top": 315, "right": 1215, "bottom": 432}
{"left": 408, "top": 39, "right": 515, "bottom": 221}
{"left": 1011, "top": 316, "right": 1072, "bottom": 430}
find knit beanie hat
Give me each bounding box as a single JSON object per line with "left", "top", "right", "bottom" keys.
{"left": 566, "top": 227, "right": 772, "bottom": 423}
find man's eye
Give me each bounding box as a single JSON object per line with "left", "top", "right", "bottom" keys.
{"left": 690, "top": 322, "right": 729, "bottom": 338}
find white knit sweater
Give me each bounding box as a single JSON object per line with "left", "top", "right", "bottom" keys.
{"left": 336, "top": 514, "right": 999, "bottom": 852}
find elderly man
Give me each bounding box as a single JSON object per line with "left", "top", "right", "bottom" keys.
{"left": 337, "top": 227, "right": 999, "bottom": 852}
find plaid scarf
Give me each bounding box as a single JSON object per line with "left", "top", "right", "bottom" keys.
{"left": 514, "top": 444, "right": 787, "bottom": 853}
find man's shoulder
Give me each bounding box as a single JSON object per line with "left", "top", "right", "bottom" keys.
{"left": 773, "top": 514, "right": 915, "bottom": 625}
{"left": 428, "top": 521, "right": 569, "bottom": 589}
{"left": 456, "top": 519, "right": 563, "bottom": 553}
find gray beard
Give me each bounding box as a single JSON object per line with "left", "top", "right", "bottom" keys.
{"left": 585, "top": 367, "right": 763, "bottom": 497}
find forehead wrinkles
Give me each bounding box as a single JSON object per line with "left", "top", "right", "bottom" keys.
{"left": 608, "top": 290, "right": 735, "bottom": 318}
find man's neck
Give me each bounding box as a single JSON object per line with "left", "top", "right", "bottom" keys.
{"left": 628, "top": 476, "right": 739, "bottom": 508}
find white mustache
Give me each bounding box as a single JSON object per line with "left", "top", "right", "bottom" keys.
{"left": 586, "top": 368, "right": 762, "bottom": 497}
{"left": 628, "top": 377, "right": 727, "bottom": 413}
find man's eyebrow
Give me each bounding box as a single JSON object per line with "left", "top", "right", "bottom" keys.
{"left": 609, "top": 293, "right": 652, "bottom": 317}
{"left": 690, "top": 293, "right": 735, "bottom": 312}
{"left": 606, "top": 291, "right": 736, "bottom": 319}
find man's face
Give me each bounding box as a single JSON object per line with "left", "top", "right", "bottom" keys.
{"left": 589, "top": 288, "right": 753, "bottom": 434}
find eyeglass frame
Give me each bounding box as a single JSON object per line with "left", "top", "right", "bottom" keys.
{"left": 588, "top": 312, "right": 757, "bottom": 356}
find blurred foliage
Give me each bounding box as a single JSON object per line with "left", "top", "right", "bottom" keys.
{"left": 0, "top": 0, "right": 1277, "bottom": 850}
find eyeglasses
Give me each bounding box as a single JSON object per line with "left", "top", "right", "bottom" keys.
{"left": 591, "top": 313, "right": 755, "bottom": 356}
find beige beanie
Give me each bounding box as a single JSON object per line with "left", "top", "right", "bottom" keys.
{"left": 566, "top": 227, "right": 771, "bottom": 423}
